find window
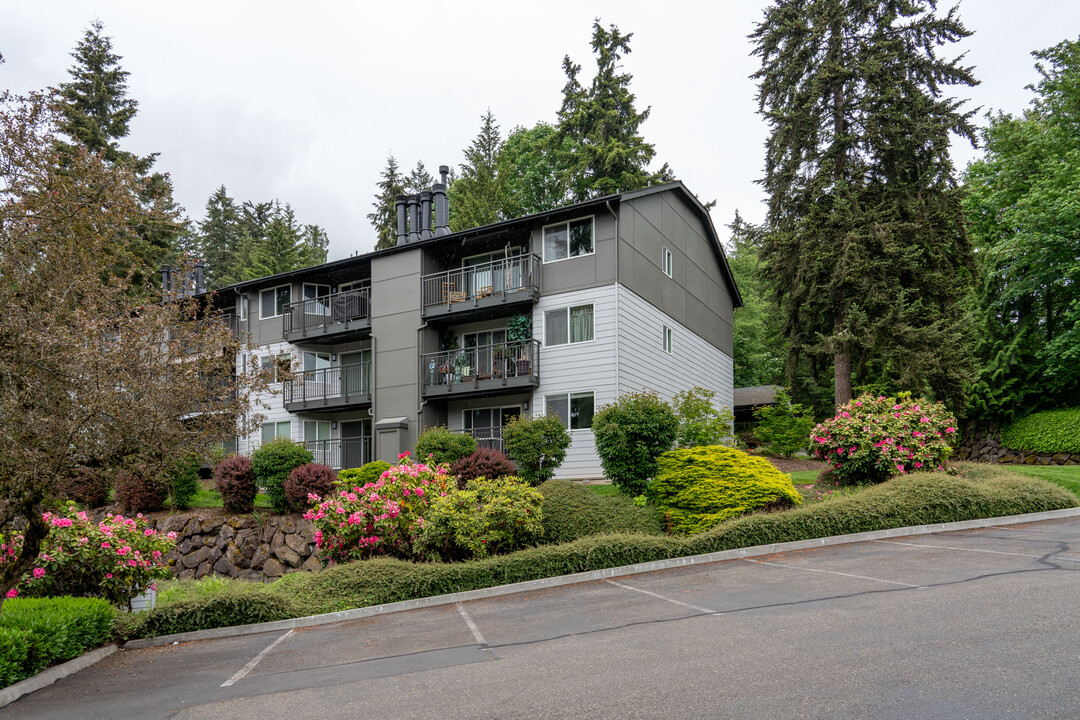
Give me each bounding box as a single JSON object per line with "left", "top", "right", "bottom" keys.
{"left": 260, "top": 285, "right": 291, "bottom": 318}
{"left": 545, "top": 392, "right": 595, "bottom": 430}
{"left": 662, "top": 246, "right": 673, "bottom": 277}
{"left": 543, "top": 217, "right": 594, "bottom": 262}
{"left": 239, "top": 295, "right": 247, "bottom": 321}
{"left": 260, "top": 352, "right": 291, "bottom": 383}
{"left": 663, "top": 326, "right": 674, "bottom": 354}
{"left": 304, "top": 420, "right": 331, "bottom": 443}
{"left": 261, "top": 421, "right": 291, "bottom": 444}
{"left": 545, "top": 304, "right": 594, "bottom": 346}
{"left": 303, "top": 351, "right": 330, "bottom": 373}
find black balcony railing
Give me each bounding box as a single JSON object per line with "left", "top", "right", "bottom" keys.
{"left": 421, "top": 339, "right": 539, "bottom": 396}
{"left": 306, "top": 437, "right": 371, "bottom": 471}
{"left": 284, "top": 363, "right": 371, "bottom": 409}
{"left": 421, "top": 255, "right": 539, "bottom": 315}
{"left": 284, "top": 287, "right": 370, "bottom": 337}
{"left": 457, "top": 427, "right": 505, "bottom": 453}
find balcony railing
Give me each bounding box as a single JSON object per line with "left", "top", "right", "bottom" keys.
{"left": 283, "top": 363, "right": 372, "bottom": 411}
{"left": 457, "top": 427, "right": 505, "bottom": 453}
{"left": 421, "top": 339, "right": 539, "bottom": 397}
{"left": 283, "top": 287, "right": 370, "bottom": 340}
{"left": 421, "top": 255, "right": 540, "bottom": 317}
{"left": 306, "top": 437, "right": 371, "bottom": 470}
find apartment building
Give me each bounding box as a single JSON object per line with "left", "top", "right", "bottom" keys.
{"left": 209, "top": 171, "right": 741, "bottom": 479}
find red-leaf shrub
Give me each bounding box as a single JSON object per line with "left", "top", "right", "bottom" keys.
{"left": 114, "top": 469, "right": 167, "bottom": 513}
{"left": 285, "top": 463, "right": 337, "bottom": 510}
{"left": 450, "top": 448, "right": 516, "bottom": 487}
{"left": 214, "top": 456, "right": 257, "bottom": 513}
{"left": 56, "top": 467, "right": 110, "bottom": 508}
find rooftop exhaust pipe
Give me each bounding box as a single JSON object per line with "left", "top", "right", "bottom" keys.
{"left": 395, "top": 195, "right": 408, "bottom": 246}
{"left": 407, "top": 195, "right": 421, "bottom": 243}
{"left": 434, "top": 165, "right": 450, "bottom": 236}
{"left": 420, "top": 190, "right": 433, "bottom": 240}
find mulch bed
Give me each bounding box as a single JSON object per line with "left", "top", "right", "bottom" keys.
{"left": 762, "top": 456, "right": 830, "bottom": 474}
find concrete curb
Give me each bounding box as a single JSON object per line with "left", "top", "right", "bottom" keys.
{"left": 124, "top": 506, "right": 1080, "bottom": 650}
{"left": 0, "top": 644, "right": 116, "bottom": 708}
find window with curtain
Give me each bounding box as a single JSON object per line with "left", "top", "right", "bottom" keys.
{"left": 261, "top": 421, "right": 291, "bottom": 444}
{"left": 545, "top": 304, "right": 593, "bottom": 346}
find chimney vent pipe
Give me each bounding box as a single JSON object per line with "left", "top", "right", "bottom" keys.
{"left": 407, "top": 195, "right": 421, "bottom": 243}
{"left": 395, "top": 195, "right": 408, "bottom": 246}
{"left": 420, "top": 191, "right": 433, "bottom": 240}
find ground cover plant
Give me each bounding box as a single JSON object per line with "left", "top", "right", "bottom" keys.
{"left": 811, "top": 394, "right": 957, "bottom": 484}
{"left": 649, "top": 446, "right": 802, "bottom": 534}
{"left": 1001, "top": 408, "right": 1080, "bottom": 454}
{"left": 0, "top": 597, "right": 115, "bottom": 689}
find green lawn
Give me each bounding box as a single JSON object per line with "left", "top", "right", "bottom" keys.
{"left": 787, "top": 470, "right": 821, "bottom": 485}
{"left": 585, "top": 483, "right": 620, "bottom": 496}
{"left": 164, "top": 480, "right": 272, "bottom": 510}
{"left": 998, "top": 465, "right": 1080, "bottom": 499}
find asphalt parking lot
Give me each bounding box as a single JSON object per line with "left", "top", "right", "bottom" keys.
{"left": 8, "top": 516, "right": 1080, "bottom": 720}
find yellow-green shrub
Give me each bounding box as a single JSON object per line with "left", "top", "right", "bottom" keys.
{"left": 648, "top": 445, "right": 802, "bottom": 534}
{"left": 418, "top": 476, "right": 544, "bottom": 561}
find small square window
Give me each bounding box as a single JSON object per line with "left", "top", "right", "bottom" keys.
{"left": 261, "top": 420, "right": 291, "bottom": 444}
{"left": 260, "top": 285, "right": 291, "bottom": 318}
{"left": 545, "top": 305, "right": 593, "bottom": 346}
{"left": 545, "top": 392, "right": 595, "bottom": 430}
{"left": 663, "top": 326, "right": 674, "bottom": 354}
{"left": 662, "top": 246, "right": 673, "bottom": 277}
{"left": 543, "top": 217, "right": 594, "bottom": 262}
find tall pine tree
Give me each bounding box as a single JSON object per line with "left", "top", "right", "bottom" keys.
{"left": 555, "top": 21, "right": 672, "bottom": 201}
{"left": 752, "top": 0, "right": 978, "bottom": 410}
{"left": 448, "top": 110, "right": 514, "bottom": 232}
{"left": 368, "top": 153, "right": 405, "bottom": 250}
{"left": 197, "top": 186, "right": 241, "bottom": 287}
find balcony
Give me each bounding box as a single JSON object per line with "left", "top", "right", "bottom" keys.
{"left": 283, "top": 287, "right": 370, "bottom": 344}
{"left": 421, "top": 339, "right": 539, "bottom": 399}
{"left": 284, "top": 364, "right": 372, "bottom": 413}
{"left": 306, "top": 437, "right": 372, "bottom": 471}
{"left": 457, "top": 427, "right": 505, "bottom": 453}
{"left": 421, "top": 254, "right": 540, "bottom": 322}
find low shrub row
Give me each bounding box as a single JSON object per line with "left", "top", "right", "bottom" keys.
{"left": 537, "top": 479, "right": 663, "bottom": 543}
{"left": 120, "top": 590, "right": 295, "bottom": 641}
{"left": 121, "top": 464, "right": 1075, "bottom": 640}
{"left": 0, "top": 597, "right": 115, "bottom": 689}
{"left": 1002, "top": 407, "right": 1080, "bottom": 454}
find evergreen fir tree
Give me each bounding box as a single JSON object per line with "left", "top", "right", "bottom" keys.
{"left": 751, "top": 0, "right": 978, "bottom": 410}
{"left": 405, "top": 160, "right": 434, "bottom": 195}
{"left": 196, "top": 186, "right": 241, "bottom": 287}
{"left": 555, "top": 21, "right": 672, "bottom": 202}
{"left": 368, "top": 153, "right": 405, "bottom": 250}
{"left": 726, "top": 211, "right": 785, "bottom": 389}
{"left": 448, "top": 110, "right": 513, "bottom": 232}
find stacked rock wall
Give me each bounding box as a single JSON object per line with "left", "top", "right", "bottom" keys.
{"left": 152, "top": 513, "right": 321, "bottom": 581}
{"left": 957, "top": 426, "right": 1079, "bottom": 466}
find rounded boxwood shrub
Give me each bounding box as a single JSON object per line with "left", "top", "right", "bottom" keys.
{"left": 592, "top": 390, "right": 678, "bottom": 495}
{"left": 1001, "top": 407, "right": 1080, "bottom": 454}
{"left": 251, "top": 437, "right": 314, "bottom": 513}
{"left": 114, "top": 468, "right": 168, "bottom": 513}
{"left": 336, "top": 460, "right": 392, "bottom": 489}
{"left": 810, "top": 393, "right": 957, "bottom": 484}
{"left": 502, "top": 414, "right": 571, "bottom": 486}
{"left": 648, "top": 445, "right": 803, "bottom": 534}
{"left": 213, "top": 455, "right": 257, "bottom": 513}
{"left": 450, "top": 447, "right": 517, "bottom": 487}
{"left": 414, "top": 426, "right": 477, "bottom": 466}
{"left": 284, "top": 463, "right": 337, "bottom": 509}
{"left": 55, "top": 467, "right": 110, "bottom": 508}
{"left": 419, "top": 476, "right": 544, "bottom": 561}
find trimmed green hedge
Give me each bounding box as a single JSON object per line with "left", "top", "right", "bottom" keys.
{"left": 1002, "top": 408, "right": 1080, "bottom": 454}
{"left": 122, "top": 465, "right": 1076, "bottom": 640}
{"left": 123, "top": 590, "right": 296, "bottom": 640}
{"left": 0, "top": 597, "right": 115, "bottom": 689}
{"left": 537, "top": 480, "right": 664, "bottom": 543}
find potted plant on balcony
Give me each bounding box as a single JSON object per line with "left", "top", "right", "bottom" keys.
{"left": 506, "top": 313, "right": 533, "bottom": 377}
{"left": 453, "top": 351, "right": 470, "bottom": 382}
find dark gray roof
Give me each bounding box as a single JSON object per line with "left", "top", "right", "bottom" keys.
{"left": 734, "top": 385, "right": 783, "bottom": 407}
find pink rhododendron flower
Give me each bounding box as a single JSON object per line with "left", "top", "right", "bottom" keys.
{"left": 32, "top": 568, "right": 46, "bottom": 579}
{"left": 5, "top": 589, "right": 17, "bottom": 599}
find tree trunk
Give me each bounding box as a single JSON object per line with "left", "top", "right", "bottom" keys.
{"left": 834, "top": 351, "right": 852, "bottom": 409}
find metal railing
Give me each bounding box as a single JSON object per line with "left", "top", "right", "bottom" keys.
{"left": 284, "top": 287, "right": 370, "bottom": 335}
{"left": 457, "top": 427, "right": 505, "bottom": 452}
{"left": 421, "top": 339, "right": 539, "bottom": 390}
{"left": 306, "top": 437, "right": 371, "bottom": 470}
{"left": 421, "top": 254, "right": 539, "bottom": 311}
{"left": 284, "top": 363, "right": 371, "bottom": 405}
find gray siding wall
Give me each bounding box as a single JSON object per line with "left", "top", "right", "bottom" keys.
{"left": 531, "top": 211, "right": 617, "bottom": 296}
{"left": 617, "top": 192, "right": 734, "bottom": 356}
{"left": 369, "top": 248, "right": 424, "bottom": 458}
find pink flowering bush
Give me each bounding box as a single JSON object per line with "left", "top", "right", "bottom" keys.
{"left": 810, "top": 394, "right": 958, "bottom": 485}
{"left": 303, "top": 453, "right": 455, "bottom": 564}
{"left": 0, "top": 502, "right": 175, "bottom": 608}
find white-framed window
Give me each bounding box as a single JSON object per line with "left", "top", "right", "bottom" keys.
{"left": 303, "top": 351, "right": 331, "bottom": 373}
{"left": 304, "top": 420, "right": 331, "bottom": 443}
{"left": 260, "top": 352, "right": 291, "bottom": 383}
{"left": 543, "top": 216, "right": 594, "bottom": 263}
{"left": 239, "top": 295, "right": 247, "bottom": 321}
{"left": 662, "top": 246, "right": 673, "bottom": 277}
{"left": 545, "top": 391, "right": 595, "bottom": 430}
{"left": 663, "top": 325, "right": 674, "bottom": 354}
{"left": 261, "top": 420, "right": 291, "bottom": 444}
{"left": 260, "top": 285, "right": 291, "bottom": 318}
{"left": 545, "top": 304, "right": 594, "bottom": 346}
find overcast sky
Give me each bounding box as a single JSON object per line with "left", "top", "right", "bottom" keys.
{"left": 3, "top": 1, "right": 1079, "bottom": 260}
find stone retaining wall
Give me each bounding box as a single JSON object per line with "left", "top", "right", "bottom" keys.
{"left": 151, "top": 513, "right": 320, "bottom": 581}
{"left": 957, "top": 426, "right": 1079, "bottom": 466}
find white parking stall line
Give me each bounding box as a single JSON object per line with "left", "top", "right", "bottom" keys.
{"left": 605, "top": 579, "right": 717, "bottom": 614}
{"left": 221, "top": 629, "right": 294, "bottom": 687}
{"left": 743, "top": 558, "right": 923, "bottom": 588}
{"left": 456, "top": 602, "right": 488, "bottom": 647}
{"left": 874, "top": 539, "right": 1080, "bottom": 562}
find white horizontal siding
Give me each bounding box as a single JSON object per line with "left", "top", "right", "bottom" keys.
{"left": 617, "top": 284, "right": 734, "bottom": 410}
{"left": 531, "top": 285, "right": 618, "bottom": 479}
{"left": 239, "top": 340, "right": 303, "bottom": 455}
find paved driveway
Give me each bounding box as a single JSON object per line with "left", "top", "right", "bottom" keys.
{"left": 8, "top": 517, "right": 1080, "bottom": 719}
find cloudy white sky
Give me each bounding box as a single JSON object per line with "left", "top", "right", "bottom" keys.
{"left": 3, "top": 1, "right": 1078, "bottom": 260}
